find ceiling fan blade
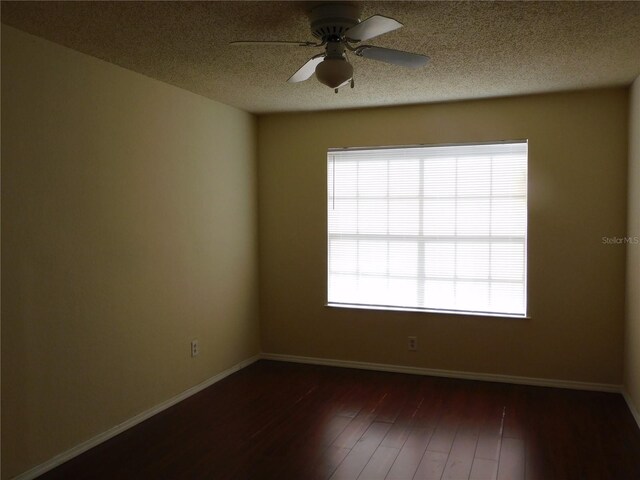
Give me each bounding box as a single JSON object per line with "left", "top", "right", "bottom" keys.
{"left": 287, "top": 54, "right": 326, "bottom": 83}
{"left": 344, "top": 15, "right": 403, "bottom": 42}
{"left": 357, "top": 46, "right": 429, "bottom": 68}
{"left": 230, "top": 41, "right": 318, "bottom": 47}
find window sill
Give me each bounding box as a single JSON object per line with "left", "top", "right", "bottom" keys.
{"left": 325, "top": 302, "right": 530, "bottom": 320}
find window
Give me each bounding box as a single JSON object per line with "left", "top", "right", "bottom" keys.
{"left": 327, "top": 141, "right": 528, "bottom": 317}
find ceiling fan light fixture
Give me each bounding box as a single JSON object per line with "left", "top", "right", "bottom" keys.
{"left": 315, "top": 57, "right": 353, "bottom": 89}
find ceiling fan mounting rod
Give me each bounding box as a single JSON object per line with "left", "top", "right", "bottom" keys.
{"left": 325, "top": 41, "right": 347, "bottom": 58}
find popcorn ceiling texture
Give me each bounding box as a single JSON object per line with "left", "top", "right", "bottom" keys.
{"left": 2, "top": 1, "right": 639, "bottom": 113}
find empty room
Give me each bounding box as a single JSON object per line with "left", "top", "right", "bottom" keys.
{"left": 2, "top": 1, "right": 640, "bottom": 479}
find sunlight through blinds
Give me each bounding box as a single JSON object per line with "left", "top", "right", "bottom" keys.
{"left": 327, "top": 141, "right": 528, "bottom": 316}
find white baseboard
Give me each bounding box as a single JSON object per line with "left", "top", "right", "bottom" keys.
{"left": 260, "top": 352, "right": 622, "bottom": 393}
{"left": 622, "top": 389, "right": 640, "bottom": 430}
{"left": 12, "top": 355, "right": 260, "bottom": 480}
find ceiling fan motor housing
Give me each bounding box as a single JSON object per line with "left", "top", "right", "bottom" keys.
{"left": 309, "top": 4, "right": 360, "bottom": 41}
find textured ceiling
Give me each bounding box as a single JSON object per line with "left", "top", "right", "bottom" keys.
{"left": 2, "top": 1, "right": 640, "bottom": 113}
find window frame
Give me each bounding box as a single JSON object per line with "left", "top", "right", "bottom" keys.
{"left": 326, "top": 140, "right": 529, "bottom": 319}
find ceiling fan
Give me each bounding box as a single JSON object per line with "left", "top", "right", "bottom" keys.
{"left": 231, "top": 3, "right": 429, "bottom": 92}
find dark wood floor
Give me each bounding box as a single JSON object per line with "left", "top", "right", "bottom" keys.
{"left": 39, "top": 360, "right": 640, "bottom": 480}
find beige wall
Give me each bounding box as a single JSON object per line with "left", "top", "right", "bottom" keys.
{"left": 625, "top": 76, "right": 640, "bottom": 414}
{"left": 258, "top": 88, "right": 628, "bottom": 385}
{"left": 1, "top": 26, "right": 259, "bottom": 478}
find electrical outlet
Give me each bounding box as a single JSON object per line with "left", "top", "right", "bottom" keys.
{"left": 191, "top": 339, "right": 199, "bottom": 357}
{"left": 407, "top": 336, "right": 418, "bottom": 351}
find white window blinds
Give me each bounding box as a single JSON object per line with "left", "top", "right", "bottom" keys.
{"left": 327, "top": 141, "right": 528, "bottom": 316}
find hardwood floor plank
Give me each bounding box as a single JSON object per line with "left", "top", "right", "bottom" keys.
{"left": 497, "top": 437, "right": 524, "bottom": 480}
{"left": 412, "top": 450, "right": 448, "bottom": 480}
{"left": 314, "top": 446, "right": 352, "bottom": 480}
{"left": 381, "top": 423, "right": 412, "bottom": 449}
{"left": 330, "top": 422, "right": 391, "bottom": 480}
{"left": 469, "top": 458, "right": 498, "bottom": 480}
{"left": 332, "top": 377, "right": 390, "bottom": 449}
{"left": 441, "top": 431, "right": 478, "bottom": 480}
{"left": 374, "top": 375, "right": 415, "bottom": 424}
{"left": 385, "top": 427, "right": 433, "bottom": 480}
{"left": 358, "top": 446, "right": 399, "bottom": 480}
{"left": 424, "top": 384, "right": 467, "bottom": 455}
{"left": 392, "top": 385, "right": 428, "bottom": 427}
{"left": 412, "top": 380, "right": 449, "bottom": 428}
{"left": 502, "top": 389, "right": 526, "bottom": 440}
{"left": 426, "top": 423, "right": 457, "bottom": 454}
{"left": 333, "top": 412, "right": 377, "bottom": 449}
{"left": 474, "top": 432, "right": 501, "bottom": 462}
